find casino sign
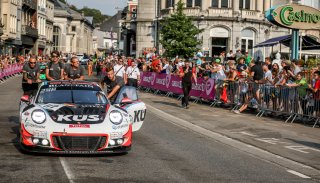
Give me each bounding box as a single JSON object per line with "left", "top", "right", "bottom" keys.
{"left": 271, "top": 4, "right": 320, "bottom": 30}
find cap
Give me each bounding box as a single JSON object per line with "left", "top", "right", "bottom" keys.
{"left": 214, "top": 58, "right": 221, "bottom": 63}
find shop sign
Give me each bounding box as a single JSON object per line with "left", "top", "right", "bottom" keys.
{"left": 271, "top": 4, "right": 320, "bottom": 30}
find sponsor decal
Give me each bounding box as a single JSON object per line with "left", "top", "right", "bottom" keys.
{"left": 151, "top": 72, "right": 156, "bottom": 85}
{"left": 57, "top": 115, "right": 100, "bottom": 122}
{"left": 166, "top": 74, "right": 171, "bottom": 88}
{"left": 133, "top": 109, "right": 146, "bottom": 123}
{"left": 206, "top": 80, "right": 214, "bottom": 96}
{"left": 69, "top": 124, "right": 90, "bottom": 128}
{"left": 110, "top": 132, "right": 123, "bottom": 139}
{"left": 32, "top": 130, "right": 48, "bottom": 138}
{"left": 112, "top": 124, "right": 129, "bottom": 130}
{"left": 24, "top": 122, "right": 46, "bottom": 129}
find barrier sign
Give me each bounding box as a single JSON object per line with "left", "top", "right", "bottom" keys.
{"left": 140, "top": 72, "right": 215, "bottom": 101}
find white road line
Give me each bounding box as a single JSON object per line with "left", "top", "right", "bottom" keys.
{"left": 146, "top": 104, "right": 320, "bottom": 179}
{"left": 59, "top": 157, "right": 75, "bottom": 183}
{"left": 287, "top": 170, "right": 311, "bottom": 179}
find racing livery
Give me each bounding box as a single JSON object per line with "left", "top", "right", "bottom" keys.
{"left": 19, "top": 81, "right": 146, "bottom": 154}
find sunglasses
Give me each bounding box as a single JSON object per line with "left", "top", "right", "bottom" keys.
{"left": 52, "top": 55, "right": 58, "bottom": 58}
{"left": 29, "top": 62, "right": 36, "bottom": 64}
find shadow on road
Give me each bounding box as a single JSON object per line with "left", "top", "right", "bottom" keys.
{"left": 152, "top": 100, "right": 181, "bottom": 108}
{"left": 285, "top": 138, "right": 320, "bottom": 150}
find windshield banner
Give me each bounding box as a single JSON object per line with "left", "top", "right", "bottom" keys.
{"left": 139, "top": 72, "right": 215, "bottom": 101}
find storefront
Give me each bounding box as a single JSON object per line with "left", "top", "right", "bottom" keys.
{"left": 210, "top": 27, "right": 229, "bottom": 57}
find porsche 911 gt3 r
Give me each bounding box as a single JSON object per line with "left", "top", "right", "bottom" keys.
{"left": 19, "top": 81, "right": 146, "bottom": 154}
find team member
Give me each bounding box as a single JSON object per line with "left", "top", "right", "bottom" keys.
{"left": 179, "top": 60, "right": 197, "bottom": 109}
{"left": 101, "top": 67, "right": 125, "bottom": 103}
{"left": 64, "top": 57, "right": 85, "bottom": 80}
{"left": 22, "top": 57, "right": 41, "bottom": 96}
{"left": 126, "top": 61, "right": 140, "bottom": 87}
{"left": 46, "top": 51, "right": 64, "bottom": 81}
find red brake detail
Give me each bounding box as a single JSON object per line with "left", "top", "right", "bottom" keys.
{"left": 122, "top": 124, "right": 132, "bottom": 147}
{"left": 21, "top": 123, "right": 34, "bottom": 146}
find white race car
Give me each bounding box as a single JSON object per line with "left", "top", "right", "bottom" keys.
{"left": 19, "top": 81, "right": 146, "bottom": 154}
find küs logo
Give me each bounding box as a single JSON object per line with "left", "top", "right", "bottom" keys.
{"left": 205, "top": 80, "right": 214, "bottom": 96}
{"left": 57, "top": 115, "right": 100, "bottom": 122}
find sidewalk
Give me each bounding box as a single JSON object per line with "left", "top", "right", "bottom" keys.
{"left": 138, "top": 91, "right": 320, "bottom": 171}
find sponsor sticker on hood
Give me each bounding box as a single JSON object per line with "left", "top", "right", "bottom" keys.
{"left": 69, "top": 124, "right": 90, "bottom": 128}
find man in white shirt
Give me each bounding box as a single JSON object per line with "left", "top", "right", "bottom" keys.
{"left": 262, "top": 63, "right": 272, "bottom": 85}
{"left": 126, "top": 61, "right": 140, "bottom": 87}
{"left": 114, "top": 59, "right": 127, "bottom": 84}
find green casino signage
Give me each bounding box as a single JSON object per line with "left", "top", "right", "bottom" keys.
{"left": 271, "top": 4, "right": 320, "bottom": 30}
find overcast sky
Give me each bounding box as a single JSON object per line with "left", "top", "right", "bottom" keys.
{"left": 65, "top": 0, "right": 127, "bottom": 16}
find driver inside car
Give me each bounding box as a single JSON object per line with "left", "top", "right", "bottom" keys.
{"left": 100, "top": 67, "right": 125, "bottom": 104}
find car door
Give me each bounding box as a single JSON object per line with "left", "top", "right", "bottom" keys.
{"left": 114, "top": 86, "right": 146, "bottom": 132}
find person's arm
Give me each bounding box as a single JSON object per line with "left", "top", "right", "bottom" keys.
{"left": 76, "top": 67, "right": 85, "bottom": 80}
{"left": 123, "top": 69, "right": 128, "bottom": 84}
{"left": 45, "top": 68, "right": 54, "bottom": 81}
{"left": 23, "top": 71, "right": 32, "bottom": 84}
{"left": 107, "top": 85, "right": 121, "bottom": 100}
{"left": 137, "top": 69, "right": 141, "bottom": 83}
{"left": 60, "top": 68, "right": 64, "bottom": 80}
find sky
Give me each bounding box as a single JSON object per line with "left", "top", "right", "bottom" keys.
{"left": 65, "top": 0, "right": 127, "bottom": 16}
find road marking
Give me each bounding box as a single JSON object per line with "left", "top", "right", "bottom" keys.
{"left": 146, "top": 104, "right": 320, "bottom": 179}
{"left": 59, "top": 157, "right": 75, "bottom": 183}
{"left": 285, "top": 146, "right": 320, "bottom": 154}
{"left": 287, "top": 170, "right": 311, "bottom": 179}
{"left": 232, "top": 131, "right": 257, "bottom": 137}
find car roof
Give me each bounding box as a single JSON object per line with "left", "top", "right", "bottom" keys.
{"left": 40, "top": 80, "right": 100, "bottom": 87}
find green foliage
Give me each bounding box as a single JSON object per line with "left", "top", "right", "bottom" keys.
{"left": 306, "top": 58, "right": 320, "bottom": 68}
{"left": 65, "top": 2, "right": 110, "bottom": 25}
{"left": 160, "top": 0, "right": 204, "bottom": 58}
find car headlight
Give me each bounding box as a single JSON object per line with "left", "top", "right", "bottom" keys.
{"left": 31, "top": 110, "right": 46, "bottom": 124}
{"left": 109, "top": 110, "right": 123, "bottom": 125}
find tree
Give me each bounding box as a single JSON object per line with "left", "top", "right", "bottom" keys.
{"left": 160, "top": 0, "right": 203, "bottom": 58}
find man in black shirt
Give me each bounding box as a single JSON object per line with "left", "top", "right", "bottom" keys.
{"left": 179, "top": 60, "right": 197, "bottom": 109}
{"left": 101, "top": 67, "right": 125, "bottom": 103}
{"left": 64, "top": 57, "right": 85, "bottom": 80}
{"left": 22, "top": 57, "right": 41, "bottom": 95}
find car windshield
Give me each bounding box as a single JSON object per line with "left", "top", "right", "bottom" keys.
{"left": 114, "top": 86, "right": 138, "bottom": 104}
{"left": 36, "top": 83, "right": 108, "bottom": 104}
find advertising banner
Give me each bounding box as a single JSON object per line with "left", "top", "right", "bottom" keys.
{"left": 140, "top": 72, "right": 215, "bottom": 101}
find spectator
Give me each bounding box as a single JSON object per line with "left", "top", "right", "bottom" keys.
{"left": 235, "top": 49, "right": 242, "bottom": 61}
{"left": 210, "top": 58, "right": 226, "bottom": 81}
{"left": 126, "top": 61, "right": 140, "bottom": 87}
{"left": 114, "top": 59, "right": 127, "bottom": 83}
{"left": 22, "top": 57, "right": 40, "bottom": 96}
{"left": 291, "top": 59, "right": 301, "bottom": 75}
{"left": 245, "top": 52, "right": 252, "bottom": 65}
{"left": 265, "top": 57, "right": 272, "bottom": 70}
{"left": 236, "top": 57, "right": 248, "bottom": 77}
{"left": 179, "top": 60, "right": 197, "bottom": 109}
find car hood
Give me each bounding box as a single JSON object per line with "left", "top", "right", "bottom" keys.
{"left": 39, "top": 103, "right": 107, "bottom": 124}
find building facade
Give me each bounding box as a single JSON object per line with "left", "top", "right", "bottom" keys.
{"left": 45, "top": 0, "right": 54, "bottom": 55}
{"left": 135, "top": 0, "right": 320, "bottom": 59}
{"left": 36, "top": 0, "right": 47, "bottom": 55}
{"left": 52, "top": 0, "right": 94, "bottom": 55}
{"left": 1, "top": 0, "right": 21, "bottom": 55}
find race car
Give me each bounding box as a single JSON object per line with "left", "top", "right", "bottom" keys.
{"left": 19, "top": 81, "right": 146, "bottom": 154}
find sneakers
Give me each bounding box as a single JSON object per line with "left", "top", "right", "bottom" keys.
{"left": 233, "top": 110, "right": 241, "bottom": 114}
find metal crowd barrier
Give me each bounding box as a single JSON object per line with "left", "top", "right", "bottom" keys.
{"left": 138, "top": 74, "right": 319, "bottom": 128}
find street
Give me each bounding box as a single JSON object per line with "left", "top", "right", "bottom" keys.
{"left": 0, "top": 76, "right": 319, "bottom": 183}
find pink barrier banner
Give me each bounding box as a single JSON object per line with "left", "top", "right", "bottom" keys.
{"left": 0, "top": 64, "right": 22, "bottom": 79}
{"left": 140, "top": 72, "right": 215, "bottom": 101}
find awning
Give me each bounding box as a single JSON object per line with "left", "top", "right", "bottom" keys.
{"left": 254, "top": 35, "right": 291, "bottom": 48}
{"left": 254, "top": 35, "right": 320, "bottom": 50}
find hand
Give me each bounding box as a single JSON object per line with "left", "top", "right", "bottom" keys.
{"left": 27, "top": 79, "right": 32, "bottom": 84}
{"left": 36, "top": 79, "right": 41, "bottom": 83}
{"left": 308, "top": 84, "right": 312, "bottom": 88}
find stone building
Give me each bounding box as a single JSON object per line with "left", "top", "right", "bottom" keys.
{"left": 1, "top": 0, "right": 22, "bottom": 55}
{"left": 45, "top": 0, "right": 54, "bottom": 55}
{"left": 52, "top": 0, "right": 94, "bottom": 55}
{"left": 136, "top": 0, "right": 311, "bottom": 59}
{"left": 36, "top": 0, "right": 47, "bottom": 55}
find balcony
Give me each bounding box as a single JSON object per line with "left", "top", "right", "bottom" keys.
{"left": 240, "top": 9, "right": 262, "bottom": 19}
{"left": 22, "top": 0, "right": 37, "bottom": 10}
{"left": 160, "top": 7, "right": 174, "bottom": 18}
{"left": 21, "top": 25, "right": 38, "bottom": 38}
{"left": 183, "top": 7, "right": 201, "bottom": 17}
{"left": 208, "top": 8, "right": 233, "bottom": 18}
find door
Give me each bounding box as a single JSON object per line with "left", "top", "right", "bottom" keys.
{"left": 114, "top": 86, "right": 146, "bottom": 132}
{"left": 211, "top": 38, "right": 228, "bottom": 57}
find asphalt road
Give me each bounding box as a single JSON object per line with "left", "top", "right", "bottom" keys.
{"left": 0, "top": 76, "right": 318, "bottom": 183}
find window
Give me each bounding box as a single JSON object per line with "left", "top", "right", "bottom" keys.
{"left": 71, "top": 26, "right": 76, "bottom": 32}
{"left": 211, "top": 0, "right": 218, "bottom": 7}
{"left": 221, "top": 0, "right": 228, "bottom": 8}
{"left": 53, "top": 26, "right": 60, "bottom": 51}
{"left": 187, "top": 0, "right": 202, "bottom": 7}
{"left": 241, "top": 28, "right": 255, "bottom": 56}
{"left": 166, "top": 0, "right": 175, "bottom": 8}
{"left": 240, "top": 0, "right": 250, "bottom": 9}
{"left": 187, "top": 0, "right": 193, "bottom": 7}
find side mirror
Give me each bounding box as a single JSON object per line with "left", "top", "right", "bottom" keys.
{"left": 120, "top": 97, "right": 133, "bottom": 105}
{"left": 21, "top": 95, "right": 30, "bottom": 104}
